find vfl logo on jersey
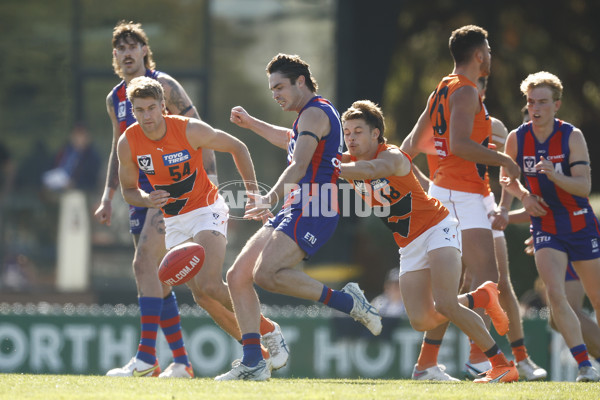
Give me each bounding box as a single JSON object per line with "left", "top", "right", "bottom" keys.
{"left": 118, "top": 101, "right": 127, "bottom": 119}
{"left": 137, "top": 155, "right": 155, "bottom": 175}
{"left": 523, "top": 156, "right": 536, "bottom": 174}
{"left": 163, "top": 150, "right": 191, "bottom": 166}
{"left": 353, "top": 180, "right": 368, "bottom": 195}
{"left": 592, "top": 238, "right": 599, "bottom": 253}
{"left": 434, "top": 137, "right": 449, "bottom": 158}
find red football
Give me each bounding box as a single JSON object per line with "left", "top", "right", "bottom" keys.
{"left": 159, "top": 242, "right": 205, "bottom": 286}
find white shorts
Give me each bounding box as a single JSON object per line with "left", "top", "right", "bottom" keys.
{"left": 399, "top": 214, "right": 461, "bottom": 276}
{"left": 164, "top": 195, "right": 229, "bottom": 249}
{"left": 482, "top": 192, "right": 505, "bottom": 239}
{"left": 429, "top": 184, "right": 491, "bottom": 231}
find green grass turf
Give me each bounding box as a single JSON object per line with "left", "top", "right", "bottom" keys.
{"left": 1, "top": 375, "right": 599, "bottom": 400}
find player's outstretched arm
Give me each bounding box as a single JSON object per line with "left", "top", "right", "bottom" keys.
{"left": 230, "top": 106, "right": 290, "bottom": 149}
{"left": 340, "top": 148, "right": 410, "bottom": 181}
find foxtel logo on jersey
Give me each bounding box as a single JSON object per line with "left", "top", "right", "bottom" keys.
{"left": 164, "top": 255, "right": 202, "bottom": 285}
{"left": 163, "top": 150, "right": 191, "bottom": 166}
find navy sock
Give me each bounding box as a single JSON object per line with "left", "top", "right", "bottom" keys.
{"left": 570, "top": 344, "right": 592, "bottom": 368}
{"left": 241, "top": 333, "right": 262, "bottom": 367}
{"left": 318, "top": 286, "right": 353, "bottom": 314}
{"left": 160, "top": 292, "right": 189, "bottom": 366}
{"left": 136, "top": 297, "right": 163, "bottom": 365}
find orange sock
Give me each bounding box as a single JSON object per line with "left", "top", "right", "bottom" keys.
{"left": 416, "top": 339, "right": 442, "bottom": 370}
{"left": 259, "top": 315, "right": 275, "bottom": 335}
{"left": 469, "top": 340, "right": 488, "bottom": 363}
{"left": 489, "top": 352, "right": 509, "bottom": 368}
{"left": 469, "top": 286, "right": 490, "bottom": 309}
{"left": 511, "top": 343, "right": 528, "bottom": 363}
{"left": 261, "top": 344, "right": 270, "bottom": 360}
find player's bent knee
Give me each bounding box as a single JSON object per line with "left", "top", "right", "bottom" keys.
{"left": 408, "top": 315, "right": 436, "bottom": 332}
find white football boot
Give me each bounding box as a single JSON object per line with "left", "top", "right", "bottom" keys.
{"left": 158, "top": 362, "right": 194, "bottom": 378}
{"left": 106, "top": 357, "right": 160, "bottom": 377}
{"left": 215, "top": 359, "right": 270, "bottom": 381}
{"left": 412, "top": 364, "right": 460, "bottom": 381}
{"left": 261, "top": 321, "right": 290, "bottom": 370}
{"left": 342, "top": 282, "right": 382, "bottom": 336}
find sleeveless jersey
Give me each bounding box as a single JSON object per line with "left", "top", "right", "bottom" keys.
{"left": 349, "top": 144, "right": 449, "bottom": 248}
{"left": 110, "top": 69, "right": 161, "bottom": 193}
{"left": 516, "top": 119, "right": 597, "bottom": 234}
{"left": 282, "top": 96, "right": 343, "bottom": 212}
{"left": 288, "top": 96, "right": 343, "bottom": 185}
{"left": 427, "top": 74, "right": 492, "bottom": 195}
{"left": 125, "top": 115, "right": 218, "bottom": 218}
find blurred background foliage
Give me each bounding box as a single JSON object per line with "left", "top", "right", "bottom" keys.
{"left": 0, "top": 0, "right": 599, "bottom": 306}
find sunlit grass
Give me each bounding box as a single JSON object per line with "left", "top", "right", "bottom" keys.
{"left": 2, "top": 374, "right": 599, "bottom": 400}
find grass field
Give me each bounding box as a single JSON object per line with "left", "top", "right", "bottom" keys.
{"left": 1, "top": 375, "right": 599, "bottom": 400}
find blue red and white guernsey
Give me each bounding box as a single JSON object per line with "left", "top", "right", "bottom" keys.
{"left": 515, "top": 119, "right": 599, "bottom": 235}
{"left": 110, "top": 69, "right": 161, "bottom": 233}
{"left": 266, "top": 96, "right": 343, "bottom": 257}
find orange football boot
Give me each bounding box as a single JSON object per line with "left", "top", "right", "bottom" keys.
{"left": 474, "top": 361, "right": 519, "bottom": 383}
{"left": 479, "top": 281, "right": 509, "bottom": 336}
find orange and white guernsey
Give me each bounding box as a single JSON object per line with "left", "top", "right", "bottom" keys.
{"left": 349, "top": 143, "right": 448, "bottom": 248}
{"left": 427, "top": 74, "right": 492, "bottom": 195}
{"left": 125, "top": 115, "right": 218, "bottom": 218}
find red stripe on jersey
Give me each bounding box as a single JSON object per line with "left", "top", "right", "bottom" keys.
{"left": 549, "top": 131, "right": 585, "bottom": 232}
{"left": 523, "top": 132, "right": 555, "bottom": 234}
{"left": 311, "top": 139, "right": 326, "bottom": 182}
{"left": 116, "top": 85, "right": 128, "bottom": 134}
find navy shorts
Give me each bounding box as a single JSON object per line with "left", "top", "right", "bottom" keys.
{"left": 129, "top": 205, "right": 148, "bottom": 235}
{"left": 265, "top": 207, "right": 339, "bottom": 258}
{"left": 129, "top": 177, "right": 154, "bottom": 235}
{"left": 532, "top": 225, "right": 600, "bottom": 262}
{"left": 565, "top": 262, "right": 579, "bottom": 281}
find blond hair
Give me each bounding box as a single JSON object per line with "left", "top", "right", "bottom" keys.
{"left": 126, "top": 76, "right": 164, "bottom": 103}
{"left": 520, "top": 71, "right": 563, "bottom": 101}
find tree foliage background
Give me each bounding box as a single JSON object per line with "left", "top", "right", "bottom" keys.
{"left": 0, "top": 0, "right": 599, "bottom": 301}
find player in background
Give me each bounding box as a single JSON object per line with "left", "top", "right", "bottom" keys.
{"left": 413, "top": 79, "right": 546, "bottom": 381}
{"left": 217, "top": 54, "right": 381, "bottom": 381}
{"left": 401, "top": 25, "right": 520, "bottom": 381}
{"left": 118, "top": 76, "right": 288, "bottom": 377}
{"left": 506, "top": 102, "right": 600, "bottom": 363}
{"left": 340, "top": 99, "right": 518, "bottom": 383}
{"left": 500, "top": 71, "right": 600, "bottom": 382}
{"left": 462, "top": 77, "right": 546, "bottom": 379}
{"left": 95, "top": 21, "right": 285, "bottom": 378}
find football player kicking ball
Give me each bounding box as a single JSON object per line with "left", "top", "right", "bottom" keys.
{"left": 340, "top": 100, "right": 518, "bottom": 383}
{"left": 117, "top": 76, "right": 289, "bottom": 375}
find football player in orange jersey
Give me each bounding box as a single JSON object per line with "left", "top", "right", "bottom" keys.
{"left": 117, "top": 76, "right": 288, "bottom": 378}
{"left": 401, "top": 25, "right": 521, "bottom": 383}
{"left": 96, "top": 21, "right": 217, "bottom": 378}
{"left": 340, "top": 99, "right": 518, "bottom": 383}
{"left": 415, "top": 77, "right": 547, "bottom": 381}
